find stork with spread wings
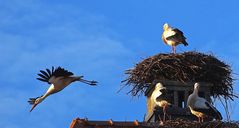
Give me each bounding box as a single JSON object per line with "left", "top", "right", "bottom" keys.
{"left": 28, "top": 66, "right": 97, "bottom": 112}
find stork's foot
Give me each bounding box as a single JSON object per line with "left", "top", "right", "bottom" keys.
{"left": 79, "top": 79, "right": 98, "bottom": 86}
{"left": 156, "top": 113, "right": 163, "bottom": 125}
{"left": 162, "top": 114, "right": 171, "bottom": 122}
{"left": 166, "top": 114, "right": 171, "bottom": 120}
{"left": 159, "top": 121, "right": 164, "bottom": 126}
{"left": 87, "top": 80, "right": 98, "bottom": 86}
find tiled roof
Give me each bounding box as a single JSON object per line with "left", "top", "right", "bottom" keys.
{"left": 69, "top": 118, "right": 239, "bottom": 128}
{"left": 70, "top": 118, "right": 152, "bottom": 128}
{"left": 70, "top": 118, "right": 239, "bottom": 128}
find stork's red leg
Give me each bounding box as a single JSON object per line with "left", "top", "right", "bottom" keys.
{"left": 166, "top": 112, "right": 171, "bottom": 120}
{"left": 171, "top": 46, "right": 176, "bottom": 54}
{"left": 156, "top": 112, "right": 163, "bottom": 125}
{"left": 158, "top": 115, "right": 163, "bottom": 123}
{"left": 163, "top": 106, "right": 166, "bottom": 122}
{"left": 173, "top": 46, "right": 176, "bottom": 53}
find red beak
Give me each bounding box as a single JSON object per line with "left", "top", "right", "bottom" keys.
{"left": 30, "top": 103, "right": 38, "bottom": 112}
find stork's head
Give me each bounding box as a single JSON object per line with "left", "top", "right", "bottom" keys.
{"left": 155, "top": 83, "right": 166, "bottom": 91}
{"left": 28, "top": 96, "right": 44, "bottom": 112}
{"left": 163, "top": 23, "right": 170, "bottom": 30}
{"left": 194, "top": 83, "right": 200, "bottom": 91}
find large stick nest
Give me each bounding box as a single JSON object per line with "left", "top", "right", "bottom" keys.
{"left": 146, "top": 119, "right": 239, "bottom": 128}
{"left": 122, "top": 51, "right": 235, "bottom": 99}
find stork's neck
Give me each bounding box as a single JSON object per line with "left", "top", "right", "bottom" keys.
{"left": 40, "top": 95, "right": 46, "bottom": 102}
{"left": 151, "top": 89, "right": 160, "bottom": 100}
{"left": 40, "top": 84, "right": 55, "bottom": 100}
{"left": 193, "top": 88, "right": 199, "bottom": 96}
{"left": 41, "top": 95, "right": 47, "bottom": 100}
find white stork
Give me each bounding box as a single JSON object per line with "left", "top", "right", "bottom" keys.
{"left": 187, "top": 83, "right": 222, "bottom": 122}
{"left": 151, "top": 83, "right": 172, "bottom": 123}
{"left": 162, "top": 23, "right": 188, "bottom": 53}
{"left": 28, "top": 66, "right": 97, "bottom": 112}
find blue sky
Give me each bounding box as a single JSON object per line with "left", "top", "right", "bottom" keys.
{"left": 1, "top": 0, "right": 239, "bottom": 127}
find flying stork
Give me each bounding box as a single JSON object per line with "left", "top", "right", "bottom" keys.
{"left": 151, "top": 83, "right": 172, "bottom": 123}
{"left": 28, "top": 66, "right": 97, "bottom": 112}
{"left": 187, "top": 83, "right": 222, "bottom": 122}
{"left": 162, "top": 23, "right": 188, "bottom": 53}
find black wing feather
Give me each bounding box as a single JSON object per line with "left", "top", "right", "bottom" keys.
{"left": 193, "top": 102, "right": 222, "bottom": 120}
{"left": 166, "top": 28, "right": 186, "bottom": 40}
{"left": 36, "top": 66, "right": 74, "bottom": 84}
{"left": 52, "top": 67, "right": 74, "bottom": 77}
{"left": 166, "top": 28, "right": 188, "bottom": 46}
{"left": 173, "top": 28, "right": 186, "bottom": 40}
{"left": 46, "top": 68, "right": 52, "bottom": 76}
{"left": 173, "top": 28, "right": 184, "bottom": 36}
{"left": 40, "top": 70, "right": 50, "bottom": 78}
{"left": 37, "top": 68, "right": 53, "bottom": 84}
{"left": 51, "top": 66, "right": 54, "bottom": 74}
{"left": 36, "top": 78, "right": 49, "bottom": 83}
{"left": 156, "top": 89, "right": 167, "bottom": 101}
{"left": 37, "top": 73, "right": 49, "bottom": 80}
{"left": 205, "top": 102, "right": 222, "bottom": 120}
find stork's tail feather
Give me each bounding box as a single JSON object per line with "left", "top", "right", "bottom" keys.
{"left": 182, "top": 41, "right": 188, "bottom": 46}
{"left": 215, "top": 110, "right": 223, "bottom": 120}
{"left": 206, "top": 102, "right": 223, "bottom": 120}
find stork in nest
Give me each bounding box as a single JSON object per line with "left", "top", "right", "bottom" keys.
{"left": 162, "top": 23, "right": 188, "bottom": 53}
{"left": 187, "top": 83, "right": 222, "bottom": 122}
{"left": 151, "top": 83, "right": 172, "bottom": 124}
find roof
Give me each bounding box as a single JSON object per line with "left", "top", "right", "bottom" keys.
{"left": 69, "top": 118, "right": 239, "bottom": 128}
{"left": 69, "top": 118, "right": 150, "bottom": 128}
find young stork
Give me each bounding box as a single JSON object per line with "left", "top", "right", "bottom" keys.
{"left": 162, "top": 23, "right": 188, "bottom": 53}
{"left": 28, "top": 66, "right": 97, "bottom": 112}
{"left": 151, "top": 83, "right": 172, "bottom": 123}
{"left": 187, "top": 83, "right": 222, "bottom": 122}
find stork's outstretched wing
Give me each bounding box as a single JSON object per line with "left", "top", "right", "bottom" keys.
{"left": 52, "top": 67, "right": 73, "bottom": 77}
{"left": 36, "top": 66, "right": 74, "bottom": 84}
{"left": 36, "top": 66, "right": 98, "bottom": 86}
{"left": 37, "top": 66, "right": 55, "bottom": 84}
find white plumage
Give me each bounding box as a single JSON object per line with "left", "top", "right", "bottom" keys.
{"left": 151, "top": 83, "right": 171, "bottom": 123}
{"left": 162, "top": 23, "right": 188, "bottom": 53}
{"left": 28, "top": 66, "right": 97, "bottom": 112}
{"left": 187, "top": 83, "right": 222, "bottom": 122}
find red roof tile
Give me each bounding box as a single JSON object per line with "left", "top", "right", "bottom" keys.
{"left": 70, "top": 118, "right": 151, "bottom": 128}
